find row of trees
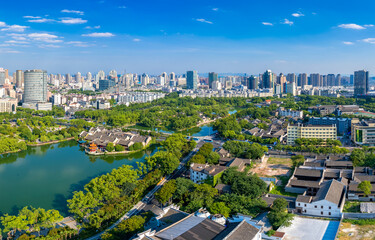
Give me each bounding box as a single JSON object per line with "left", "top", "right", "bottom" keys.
{"left": 188, "top": 143, "right": 220, "bottom": 166}
{"left": 223, "top": 141, "right": 268, "bottom": 159}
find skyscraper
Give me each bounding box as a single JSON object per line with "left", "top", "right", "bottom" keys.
{"left": 87, "top": 72, "right": 92, "bottom": 82}
{"left": 262, "top": 70, "right": 274, "bottom": 89}
{"left": 298, "top": 73, "right": 308, "bottom": 87}
{"left": 169, "top": 72, "right": 176, "bottom": 82}
{"left": 24, "top": 70, "right": 47, "bottom": 103}
{"left": 310, "top": 73, "right": 320, "bottom": 87}
{"left": 277, "top": 73, "right": 286, "bottom": 93}
{"left": 75, "top": 72, "right": 82, "bottom": 82}
{"left": 286, "top": 73, "right": 296, "bottom": 84}
{"left": 16, "top": 70, "right": 24, "bottom": 88}
{"left": 354, "top": 70, "right": 369, "bottom": 96}
{"left": 0, "top": 68, "right": 6, "bottom": 85}
{"left": 327, "top": 74, "right": 335, "bottom": 86}
{"left": 247, "top": 76, "right": 258, "bottom": 90}
{"left": 208, "top": 72, "right": 218, "bottom": 89}
{"left": 187, "top": 70, "right": 198, "bottom": 90}
{"left": 65, "top": 74, "right": 71, "bottom": 84}
{"left": 336, "top": 74, "right": 341, "bottom": 86}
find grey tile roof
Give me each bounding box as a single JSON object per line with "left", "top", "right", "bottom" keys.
{"left": 313, "top": 179, "right": 345, "bottom": 206}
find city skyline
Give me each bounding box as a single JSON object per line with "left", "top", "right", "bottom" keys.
{"left": 1, "top": 0, "right": 375, "bottom": 73}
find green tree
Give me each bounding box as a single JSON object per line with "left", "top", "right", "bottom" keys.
{"left": 268, "top": 198, "right": 294, "bottom": 230}
{"left": 115, "top": 144, "right": 125, "bottom": 152}
{"left": 106, "top": 142, "right": 115, "bottom": 152}
{"left": 188, "top": 154, "right": 206, "bottom": 165}
{"left": 198, "top": 143, "right": 214, "bottom": 158}
{"left": 146, "top": 151, "right": 179, "bottom": 175}
{"left": 350, "top": 149, "right": 366, "bottom": 166}
{"left": 291, "top": 155, "right": 305, "bottom": 167}
{"left": 358, "top": 181, "right": 372, "bottom": 197}
{"left": 206, "top": 152, "right": 220, "bottom": 165}
{"left": 155, "top": 180, "right": 177, "bottom": 205}
{"left": 209, "top": 202, "right": 231, "bottom": 217}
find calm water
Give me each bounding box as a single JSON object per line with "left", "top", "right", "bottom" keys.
{"left": 0, "top": 141, "right": 157, "bottom": 216}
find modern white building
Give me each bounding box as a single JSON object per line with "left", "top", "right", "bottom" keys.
{"left": 296, "top": 179, "right": 346, "bottom": 218}
{"left": 190, "top": 163, "right": 226, "bottom": 184}
{"left": 278, "top": 107, "right": 303, "bottom": 118}
{"left": 23, "top": 69, "right": 51, "bottom": 111}
{"left": 287, "top": 123, "right": 337, "bottom": 145}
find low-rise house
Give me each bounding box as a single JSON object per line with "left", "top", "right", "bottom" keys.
{"left": 190, "top": 163, "right": 227, "bottom": 185}
{"left": 278, "top": 107, "right": 303, "bottom": 118}
{"left": 295, "top": 179, "right": 346, "bottom": 218}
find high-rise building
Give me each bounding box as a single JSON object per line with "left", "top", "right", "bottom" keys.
{"left": 109, "top": 70, "right": 117, "bottom": 79}
{"left": 277, "top": 73, "right": 286, "bottom": 93}
{"left": 327, "top": 74, "right": 335, "bottom": 86}
{"left": 87, "top": 72, "right": 92, "bottom": 82}
{"left": 97, "top": 70, "right": 105, "bottom": 80}
{"left": 208, "top": 72, "right": 218, "bottom": 89}
{"left": 99, "top": 79, "right": 115, "bottom": 91}
{"left": 24, "top": 70, "right": 48, "bottom": 103}
{"left": 336, "top": 74, "right": 341, "bottom": 86}
{"left": 0, "top": 68, "right": 5, "bottom": 85}
{"left": 287, "top": 81, "right": 297, "bottom": 96}
{"left": 354, "top": 70, "right": 369, "bottom": 96}
{"left": 65, "top": 74, "right": 71, "bottom": 84}
{"left": 310, "top": 74, "right": 320, "bottom": 87}
{"left": 286, "top": 73, "right": 296, "bottom": 84}
{"left": 75, "top": 72, "right": 82, "bottom": 82}
{"left": 161, "top": 72, "right": 168, "bottom": 85}
{"left": 187, "top": 70, "right": 198, "bottom": 90}
{"left": 169, "top": 72, "right": 176, "bottom": 82}
{"left": 15, "top": 70, "right": 24, "bottom": 88}
{"left": 298, "top": 73, "right": 308, "bottom": 87}
{"left": 321, "top": 75, "right": 327, "bottom": 87}
{"left": 262, "top": 70, "right": 275, "bottom": 89}
{"left": 247, "top": 76, "right": 258, "bottom": 90}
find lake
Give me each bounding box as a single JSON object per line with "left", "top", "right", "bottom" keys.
{"left": 0, "top": 140, "right": 157, "bottom": 216}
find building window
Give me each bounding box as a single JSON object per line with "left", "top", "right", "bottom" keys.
{"left": 321, "top": 206, "right": 323, "bottom": 209}
{"left": 304, "top": 204, "right": 306, "bottom": 207}
{"left": 321, "top": 211, "right": 323, "bottom": 215}
{"left": 298, "top": 203, "right": 300, "bottom": 206}
{"left": 329, "top": 212, "right": 331, "bottom": 216}
{"left": 329, "top": 206, "right": 331, "bottom": 210}
{"left": 315, "top": 205, "right": 317, "bottom": 208}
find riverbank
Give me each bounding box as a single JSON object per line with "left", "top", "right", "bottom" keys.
{"left": 85, "top": 142, "right": 155, "bottom": 156}
{"left": 27, "top": 137, "right": 76, "bottom": 147}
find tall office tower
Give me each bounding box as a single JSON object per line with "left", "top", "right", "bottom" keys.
{"left": 87, "top": 72, "right": 92, "bottom": 82}
{"left": 65, "top": 74, "right": 71, "bottom": 84}
{"left": 109, "top": 70, "right": 117, "bottom": 79}
{"left": 57, "top": 74, "right": 61, "bottom": 81}
{"left": 350, "top": 75, "right": 354, "bottom": 85}
{"left": 15, "top": 70, "right": 24, "bottom": 88}
{"left": 286, "top": 73, "right": 296, "bottom": 84}
{"left": 187, "top": 70, "right": 198, "bottom": 89}
{"left": 24, "top": 70, "right": 47, "bottom": 103}
{"left": 161, "top": 72, "right": 168, "bottom": 85}
{"left": 169, "top": 72, "right": 176, "bottom": 82}
{"left": 321, "top": 75, "right": 327, "bottom": 87}
{"left": 287, "top": 81, "right": 297, "bottom": 96}
{"left": 75, "top": 72, "right": 81, "bottom": 82}
{"left": 5, "top": 69, "right": 9, "bottom": 80}
{"left": 277, "top": 73, "right": 287, "bottom": 93}
{"left": 262, "top": 70, "right": 274, "bottom": 89}
{"left": 225, "top": 80, "right": 232, "bottom": 90}
{"left": 247, "top": 76, "right": 258, "bottom": 90}
{"left": 297, "top": 73, "right": 308, "bottom": 87}
{"left": 336, "top": 74, "right": 341, "bottom": 86}
{"left": 97, "top": 70, "right": 105, "bottom": 80}
{"left": 354, "top": 70, "right": 369, "bottom": 96}
{"left": 327, "top": 74, "right": 335, "bottom": 86}
{"left": 208, "top": 72, "right": 218, "bottom": 89}
{"left": 310, "top": 73, "right": 320, "bottom": 87}
{"left": 0, "top": 68, "right": 5, "bottom": 85}
{"left": 141, "top": 73, "right": 149, "bottom": 86}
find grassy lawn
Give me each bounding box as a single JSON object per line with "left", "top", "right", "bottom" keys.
{"left": 269, "top": 185, "right": 298, "bottom": 197}
{"left": 338, "top": 220, "right": 375, "bottom": 240}
{"left": 343, "top": 201, "right": 361, "bottom": 213}
{"left": 268, "top": 157, "right": 292, "bottom": 167}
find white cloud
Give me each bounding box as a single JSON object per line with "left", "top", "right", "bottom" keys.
{"left": 28, "top": 33, "right": 62, "bottom": 43}
{"left": 5, "top": 40, "right": 29, "bottom": 44}
{"left": 85, "top": 25, "right": 101, "bottom": 29}
{"left": 61, "top": 9, "right": 84, "bottom": 15}
{"left": 133, "top": 38, "right": 141, "bottom": 42}
{"left": 364, "top": 24, "right": 374, "bottom": 27}
{"left": 38, "top": 44, "right": 61, "bottom": 48}
{"left": 66, "top": 41, "right": 90, "bottom": 47}
{"left": 212, "top": 8, "right": 219, "bottom": 11}
{"left": 23, "top": 16, "right": 41, "bottom": 19}
{"left": 292, "top": 12, "right": 304, "bottom": 17}
{"left": 82, "top": 32, "right": 115, "bottom": 37}
{"left": 1, "top": 25, "right": 29, "bottom": 32}
{"left": 195, "top": 18, "right": 213, "bottom": 24}
{"left": 282, "top": 19, "right": 293, "bottom": 25}
{"left": 7, "top": 33, "right": 27, "bottom": 40}
{"left": 343, "top": 41, "right": 354, "bottom": 45}
{"left": 0, "top": 22, "right": 6, "bottom": 27}
{"left": 28, "top": 18, "right": 55, "bottom": 23}
{"left": 118, "top": 6, "right": 127, "bottom": 9}
{"left": 362, "top": 38, "right": 375, "bottom": 44}
{"left": 262, "top": 22, "right": 273, "bottom": 26}
{"left": 60, "top": 18, "right": 87, "bottom": 24}
{"left": 338, "top": 23, "right": 366, "bottom": 30}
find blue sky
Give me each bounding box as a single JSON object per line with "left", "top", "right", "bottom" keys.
{"left": 1, "top": 0, "right": 375, "bottom": 75}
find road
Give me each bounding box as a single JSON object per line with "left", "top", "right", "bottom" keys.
{"left": 85, "top": 142, "right": 199, "bottom": 240}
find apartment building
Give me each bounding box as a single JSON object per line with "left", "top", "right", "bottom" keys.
{"left": 351, "top": 119, "right": 375, "bottom": 146}
{"left": 287, "top": 123, "right": 337, "bottom": 145}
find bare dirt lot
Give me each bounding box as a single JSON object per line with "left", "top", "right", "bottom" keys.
{"left": 338, "top": 222, "right": 375, "bottom": 240}
{"left": 252, "top": 157, "right": 292, "bottom": 177}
